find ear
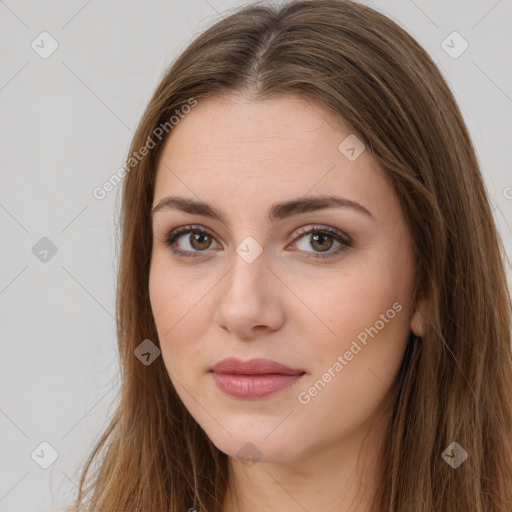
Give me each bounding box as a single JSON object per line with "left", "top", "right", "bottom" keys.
{"left": 410, "top": 294, "right": 428, "bottom": 338}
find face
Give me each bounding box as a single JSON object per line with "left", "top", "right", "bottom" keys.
{"left": 149, "top": 92, "right": 424, "bottom": 465}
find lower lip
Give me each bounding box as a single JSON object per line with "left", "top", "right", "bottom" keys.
{"left": 211, "top": 372, "right": 305, "bottom": 399}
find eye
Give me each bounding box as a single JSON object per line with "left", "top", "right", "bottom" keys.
{"left": 290, "top": 225, "right": 352, "bottom": 260}
{"left": 161, "top": 224, "right": 352, "bottom": 260}
{"left": 162, "top": 224, "right": 219, "bottom": 258}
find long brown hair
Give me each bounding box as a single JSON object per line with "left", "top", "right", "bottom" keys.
{"left": 66, "top": 1, "right": 512, "bottom": 510}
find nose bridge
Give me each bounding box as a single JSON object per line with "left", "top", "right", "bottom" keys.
{"left": 213, "top": 235, "right": 285, "bottom": 337}
{"left": 225, "top": 239, "right": 268, "bottom": 300}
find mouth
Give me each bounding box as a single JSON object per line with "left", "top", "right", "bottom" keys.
{"left": 210, "top": 357, "right": 305, "bottom": 375}
{"left": 210, "top": 357, "right": 306, "bottom": 399}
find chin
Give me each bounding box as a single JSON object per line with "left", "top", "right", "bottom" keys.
{"left": 201, "top": 421, "right": 301, "bottom": 465}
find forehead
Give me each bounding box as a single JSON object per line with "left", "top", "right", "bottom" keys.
{"left": 158, "top": 93, "right": 352, "bottom": 165}
{"left": 153, "top": 93, "right": 394, "bottom": 222}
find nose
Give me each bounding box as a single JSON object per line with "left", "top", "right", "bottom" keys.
{"left": 213, "top": 248, "right": 285, "bottom": 340}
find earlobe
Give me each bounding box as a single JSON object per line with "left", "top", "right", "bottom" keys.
{"left": 410, "top": 310, "right": 424, "bottom": 337}
{"left": 410, "top": 295, "right": 427, "bottom": 338}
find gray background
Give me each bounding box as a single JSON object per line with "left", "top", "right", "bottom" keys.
{"left": 1, "top": 0, "right": 511, "bottom": 510}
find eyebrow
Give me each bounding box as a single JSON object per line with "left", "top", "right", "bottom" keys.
{"left": 151, "top": 194, "right": 375, "bottom": 224}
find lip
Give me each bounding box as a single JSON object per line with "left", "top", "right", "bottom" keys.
{"left": 210, "top": 357, "right": 305, "bottom": 375}
{"left": 210, "top": 357, "right": 306, "bottom": 399}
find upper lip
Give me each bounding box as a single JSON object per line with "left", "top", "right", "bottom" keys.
{"left": 210, "top": 357, "right": 305, "bottom": 375}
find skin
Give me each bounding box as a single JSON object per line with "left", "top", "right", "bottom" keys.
{"left": 149, "top": 92, "right": 426, "bottom": 512}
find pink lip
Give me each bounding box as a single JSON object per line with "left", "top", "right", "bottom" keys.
{"left": 210, "top": 357, "right": 305, "bottom": 399}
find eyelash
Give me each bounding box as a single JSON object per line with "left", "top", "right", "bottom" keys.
{"left": 161, "top": 224, "right": 352, "bottom": 260}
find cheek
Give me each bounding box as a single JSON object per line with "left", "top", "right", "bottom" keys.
{"left": 292, "top": 278, "right": 410, "bottom": 435}
{"left": 300, "top": 272, "right": 409, "bottom": 344}
{"left": 149, "top": 255, "right": 199, "bottom": 333}
{"left": 148, "top": 258, "right": 209, "bottom": 377}
{"left": 291, "top": 253, "right": 414, "bottom": 382}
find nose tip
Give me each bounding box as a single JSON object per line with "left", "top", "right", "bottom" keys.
{"left": 213, "top": 252, "right": 285, "bottom": 338}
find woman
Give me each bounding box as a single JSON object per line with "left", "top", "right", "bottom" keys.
{"left": 68, "top": 0, "right": 512, "bottom": 510}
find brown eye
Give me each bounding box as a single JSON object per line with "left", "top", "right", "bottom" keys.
{"left": 163, "top": 225, "right": 220, "bottom": 258}
{"left": 309, "top": 232, "right": 334, "bottom": 252}
{"left": 188, "top": 232, "right": 213, "bottom": 251}
{"left": 163, "top": 224, "right": 352, "bottom": 261}
{"left": 292, "top": 226, "right": 352, "bottom": 260}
